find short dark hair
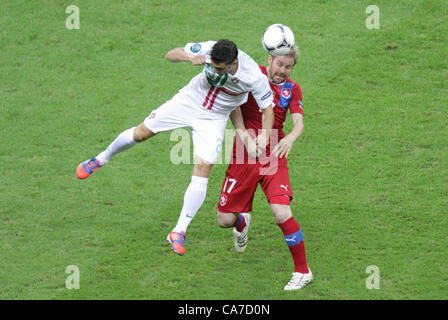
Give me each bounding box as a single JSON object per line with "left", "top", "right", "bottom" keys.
{"left": 211, "top": 39, "right": 238, "bottom": 65}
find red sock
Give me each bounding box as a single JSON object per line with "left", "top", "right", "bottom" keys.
{"left": 234, "top": 214, "right": 246, "bottom": 232}
{"left": 278, "top": 217, "right": 309, "bottom": 274}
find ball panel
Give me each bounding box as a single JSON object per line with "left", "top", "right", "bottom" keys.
{"left": 263, "top": 27, "right": 285, "bottom": 48}
{"left": 261, "top": 23, "right": 295, "bottom": 56}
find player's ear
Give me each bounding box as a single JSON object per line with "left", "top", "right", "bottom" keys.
{"left": 268, "top": 55, "right": 273, "bottom": 66}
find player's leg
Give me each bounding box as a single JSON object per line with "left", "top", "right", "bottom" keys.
{"left": 216, "top": 211, "right": 238, "bottom": 228}
{"left": 167, "top": 115, "right": 227, "bottom": 254}
{"left": 271, "top": 202, "right": 309, "bottom": 272}
{"left": 76, "top": 123, "right": 156, "bottom": 179}
{"left": 167, "top": 156, "right": 212, "bottom": 255}
{"left": 172, "top": 157, "right": 212, "bottom": 233}
{"left": 217, "top": 209, "right": 250, "bottom": 234}
{"left": 271, "top": 201, "right": 312, "bottom": 290}
{"left": 217, "top": 209, "right": 252, "bottom": 253}
{"left": 216, "top": 163, "right": 258, "bottom": 252}
{"left": 77, "top": 90, "right": 198, "bottom": 179}
{"left": 78, "top": 87, "right": 204, "bottom": 179}
{"left": 260, "top": 163, "right": 312, "bottom": 289}
{"left": 96, "top": 123, "right": 155, "bottom": 164}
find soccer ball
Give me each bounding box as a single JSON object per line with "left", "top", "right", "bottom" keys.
{"left": 261, "top": 24, "right": 295, "bottom": 56}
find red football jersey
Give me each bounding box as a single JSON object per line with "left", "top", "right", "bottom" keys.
{"left": 231, "top": 65, "right": 303, "bottom": 162}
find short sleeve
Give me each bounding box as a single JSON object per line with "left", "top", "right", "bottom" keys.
{"left": 250, "top": 75, "right": 274, "bottom": 111}
{"left": 184, "top": 41, "right": 215, "bottom": 62}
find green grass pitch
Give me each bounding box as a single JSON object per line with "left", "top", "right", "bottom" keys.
{"left": 1, "top": 0, "right": 447, "bottom": 299}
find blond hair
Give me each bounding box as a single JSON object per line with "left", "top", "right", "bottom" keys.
{"left": 271, "top": 45, "right": 300, "bottom": 65}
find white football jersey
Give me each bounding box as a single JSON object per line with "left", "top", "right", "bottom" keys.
{"left": 180, "top": 41, "right": 273, "bottom": 115}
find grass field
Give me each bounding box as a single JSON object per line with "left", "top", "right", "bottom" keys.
{"left": 1, "top": 0, "right": 447, "bottom": 300}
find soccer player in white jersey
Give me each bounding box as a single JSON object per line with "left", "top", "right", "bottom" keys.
{"left": 76, "top": 39, "right": 275, "bottom": 255}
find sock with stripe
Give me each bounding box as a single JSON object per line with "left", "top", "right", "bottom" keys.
{"left": 278, "top": 216, "right": 309, "bottom": 274}
{"left": 234, "top": 213, "right": 246, "bottom": 232}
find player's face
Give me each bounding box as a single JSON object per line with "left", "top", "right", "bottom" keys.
{"left": 210, "top": 59, "right": 237, "bottom": 75}
{"left": 267, "top": 55, "right": 295, "bottom": 84}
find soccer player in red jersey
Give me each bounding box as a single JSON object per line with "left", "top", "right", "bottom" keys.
{"left": 217, "top": 46, "right": 313, "bottom": 290}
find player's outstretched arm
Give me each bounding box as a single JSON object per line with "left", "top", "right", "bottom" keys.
{"left": 165, "top": 47, "right": 205, "bottom": 65}
{"left": 273, "top": 113, "right": 304, "bottom": 158}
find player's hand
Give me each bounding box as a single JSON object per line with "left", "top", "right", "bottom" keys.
{"left": 255, "top": 132, "right": 268, "bottom": 150}
{"left": 273, "top": 135, "right": 294, "bottom": 158}
{"left": 245, "top": 137, "right": 262, "bottom": 159}
{"left": 191, "top": 55, "right": 205, "bottom": 65}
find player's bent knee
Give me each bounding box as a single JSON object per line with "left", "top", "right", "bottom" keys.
{"left": 193, "top": 158, "right": 213, "bottom": 178}
{"left": 270, "top": 201, "right": 293, "bottom": 224}
{"left": 133, "top": 123, "right": 155, "bottom": 142}
{"left": 217, "top": 211, "right": 237, "bottom": 228}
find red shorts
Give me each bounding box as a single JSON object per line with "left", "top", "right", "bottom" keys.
{"left": 217, "top": 158, "right": 293, "bottom": 214}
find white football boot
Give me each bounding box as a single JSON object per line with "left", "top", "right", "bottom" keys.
{"left": 284, "top": 268, "right": 313, "bottom": 290}
{"left": 233, "top": 213, "right": 251, "bottom": 252}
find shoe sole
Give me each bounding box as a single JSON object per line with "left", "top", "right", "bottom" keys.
{"left": 284, "top": 280, "right": 313, "bottom": 290}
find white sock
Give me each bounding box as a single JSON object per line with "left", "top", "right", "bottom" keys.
{"left": 173, "top": 176, "right": 209, "bottom": 234}
{"left": 96, "top": 127, "right": 137, "bottom": 165}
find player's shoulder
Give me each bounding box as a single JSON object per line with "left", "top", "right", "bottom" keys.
{"left": 285, "top": 77, "right": 302, "bottom": 93}
{"left": 285, "top": 76, "right": 300, "bottom": 87}
{"left": 237, "top": 47, "right": 255, "bottom": 63}
{"left": 237, "top": 50, "right": 266, "bottom": 82}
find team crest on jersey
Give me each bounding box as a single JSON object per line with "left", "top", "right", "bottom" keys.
{"left": 281, "top": 88, "right": 291, "bottom": 99}
{"left": 231, "top": 77, "right": 239, "bottom": 84}
{"left": 190, "top": 43, "right": 201, "bottom": 53}
{"left": 219, "top": 194, "right": 228, "bottom": 206}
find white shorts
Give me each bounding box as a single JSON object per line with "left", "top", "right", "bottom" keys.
{"left": 144, "top": 92, "right": 229, "bottom": 164}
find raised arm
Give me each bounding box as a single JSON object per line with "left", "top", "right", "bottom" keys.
{"left": 165, "top": 47, "right": 205, "bottom": 65}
